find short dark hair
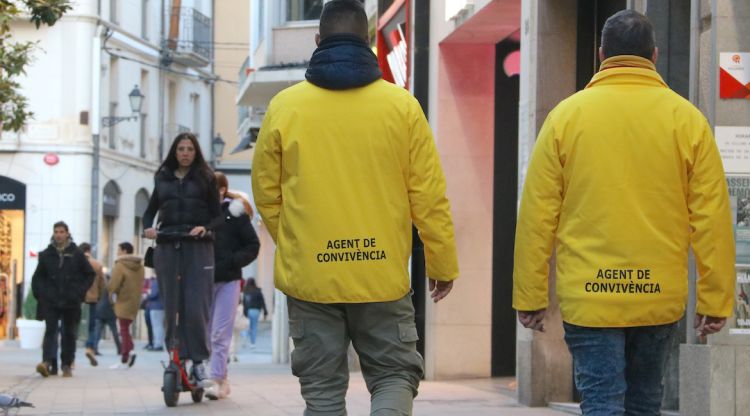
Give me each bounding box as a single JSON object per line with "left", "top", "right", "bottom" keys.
{"left": 53, "top": 221, "right": 69, "bottom": 232}
{"left": 601, "top": 10, "right": 655, "bottom": 60}
{"left": 79, "top": 242, "right": 92, "bottom": 253}
{"left": 118, "top": 242, "right": 134, "bottom": 254}
{"left": 319, "top": 0, "right": 368, "bottom": 42}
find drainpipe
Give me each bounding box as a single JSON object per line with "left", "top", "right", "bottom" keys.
{"left": 159, "top": 0, "right": 166, "bottom": 160}
{"left": 90, "top": 9, "right": 104, "bottom": 257}
{"left": 689, "top": 0, "right": 700, "bottom": 106}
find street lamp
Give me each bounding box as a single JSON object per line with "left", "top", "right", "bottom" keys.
{"left": 212, "top": 134, "right": 226, "bottom": 167}
{"left": 90, "top": 84, "right": 146, "bottom": 258}
{"left": 102, "top": 85, "right": 144, "bottom": 127}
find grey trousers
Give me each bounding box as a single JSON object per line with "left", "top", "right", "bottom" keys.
{"left": 287, "top": 293, "right": 424, "bottom": 416}
{"left": 154, "top": 239, "right": 214, "bottom": 362}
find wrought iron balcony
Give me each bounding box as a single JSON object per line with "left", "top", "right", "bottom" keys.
{"left": 164, "top": 7, "right": 211, "bottom": 68}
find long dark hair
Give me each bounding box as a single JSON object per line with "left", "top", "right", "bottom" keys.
{"left": 158, "top": 132, "right": 213, "bottom": 182}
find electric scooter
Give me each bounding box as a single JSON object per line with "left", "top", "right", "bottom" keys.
{"left": 149, "top": 229, "right": 207, "bottom": 407}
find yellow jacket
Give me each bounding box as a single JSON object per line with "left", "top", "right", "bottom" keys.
{"left": 252, "top": 79, "right": 459, "bottom": 303}
{"left": 513, "top": 56, "right": 735, "bottom": 327}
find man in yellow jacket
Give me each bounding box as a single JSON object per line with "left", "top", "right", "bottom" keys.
{"left": 252, "top": 1, "right": 458, "bottom": 414}
{"left": 513, "top": 10, "right": 734, "bottom": 415}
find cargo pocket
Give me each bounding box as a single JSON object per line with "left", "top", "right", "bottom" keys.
{"left": 288, "top": 319, "right": 306, "bottom": 377}
{"left": 398, "top": 322, "right": 419, "bottom": 343}
{"left": 289, "top": 319, "right": 304, "bottom": 339}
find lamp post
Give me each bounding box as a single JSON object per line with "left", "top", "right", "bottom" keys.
{"left": 102, "top": 85, "right": 144, "bottom": 127}
{"left": 211, "top": 134, "right": 226, "bottom": 168}
{"left": 90, "top": 85, "right": 146, "bottom": 257}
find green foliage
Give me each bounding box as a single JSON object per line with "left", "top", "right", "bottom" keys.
{"left": 0, "top": 0, "right": 71, "bottom": 133}
{"left": 22, "top": 289, "right": 37, "bottom": 319}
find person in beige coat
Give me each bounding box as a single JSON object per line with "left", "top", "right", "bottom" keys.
{"left": 108, "top": 242, "right": 144, "bottom": 368}
{"left": 80, "top": 242, "right": 105, "bottom": 367}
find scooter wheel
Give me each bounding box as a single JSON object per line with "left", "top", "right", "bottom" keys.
{"left": 191, "top": 388, "right": 204, "bottom": 403}
{"left": 162, "top": 370, "right": 180, "bottom": 407}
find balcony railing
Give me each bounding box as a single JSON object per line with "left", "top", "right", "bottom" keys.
{"left": 165, "top": 7, "right": 211, "bottom": 67}
{"left": 238, "top": 56, "right": 251, "bottom": 129}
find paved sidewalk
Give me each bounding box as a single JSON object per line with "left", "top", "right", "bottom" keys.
{"left": 0, "top": 323, "right": 570, "bottom": 415}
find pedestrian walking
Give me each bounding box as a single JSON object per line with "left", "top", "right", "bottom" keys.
{"left": 80, "top": 242, "right": 105, "bottom": 367}
{"left": 92, "top": 270, "right": 121, "bottom": 356}
{"left": 242, "top": 278, "right": 267, "bottom": 348}
{"left": 512, "top": 10, "right": 735, "bottom": 416}
{"left": 205, "top": 172, "right": 260, "bottom": 400}
{"left": 146, "top": 275, "right": 165, "bottom": 351}
{"left": 31, "top": 221, "right": 95, "bottom": 378}
{"left": 251, "top": 1, "right": 459, "bottom": 413}
{"left": 107, "top": 242, "right": 145, "bottom": 369}
{"left": 142, "top": 132, "right": 223, "bottom": 388}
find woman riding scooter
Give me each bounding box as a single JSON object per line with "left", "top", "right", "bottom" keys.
{"left": 142, "top": 132, "right": 222, "bottom": 391}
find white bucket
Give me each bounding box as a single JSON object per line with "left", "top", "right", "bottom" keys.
{"left": 16, "top": 318, "right": 46, "bottom": 349}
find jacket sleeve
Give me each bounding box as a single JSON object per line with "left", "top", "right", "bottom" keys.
{"left": 407, "top": 100, "right": 459, "bottom": 281}
{"left": 78, "top": 251, "right": 96, "bottom": 300}
{"left": 205, "top": 175, "right": 224, "bottom": 230}
{"left": 96, "top": 264, "right": 105, "bottom": 296}
{"left": 142, "top": 180, "right": 160, "bottom": 229}
{"left": 689, "top": 121, "right": 735, "bottom": 318}
{"left": 232, "top": 214, "right": 261, "bottom": 269}
{"left": 512, "top": 113, "right": 563, "bottom": 312}
{"left": 31, "top": 257, "right": 47, "bottom": 301}
{"left": 108, "top": 263, "right": 124, "bottom": 300}
{"left": 251, "top": 101, "right": 283, "bottom": 244}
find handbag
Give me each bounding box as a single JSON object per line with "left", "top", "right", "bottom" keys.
{"left": 144, "top": 246, "right": 155, "bottom": 268}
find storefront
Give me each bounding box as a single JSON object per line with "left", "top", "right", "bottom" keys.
{"left": 0, "top": 176, "right": 26, "bottom": 340}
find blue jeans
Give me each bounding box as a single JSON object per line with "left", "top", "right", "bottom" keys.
{"left": 85, "top": 303, "right": 97, "bottom": 349}
{"left": 247, "top": 308, "right": 261, "bottom": 344}
{"left": 93, "top": 318, "right": 122, "bottom": 355}
{"left": 563, "top": 322, "right": 677, "bottom": 416}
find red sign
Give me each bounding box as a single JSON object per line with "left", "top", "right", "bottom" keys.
{"left": 43, "top": 153, "right": 59, "bottom": 166}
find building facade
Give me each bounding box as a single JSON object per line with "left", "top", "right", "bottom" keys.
{"left": 0, "top": 0, "right": 216, "bottom": 339}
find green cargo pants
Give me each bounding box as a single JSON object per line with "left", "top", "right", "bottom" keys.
{"left": 287, "top": 293, "right": 425, "bottom": 416}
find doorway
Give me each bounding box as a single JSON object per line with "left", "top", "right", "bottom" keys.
{"left": 491, "top": 33, "right": 520, "bottom": 377}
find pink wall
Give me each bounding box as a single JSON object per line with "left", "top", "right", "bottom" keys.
{"left": 426, "top": 42, "right": 496, "bottom": 378}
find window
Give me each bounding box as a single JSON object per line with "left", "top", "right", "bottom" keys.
{"left": 108, "top": 57, "right": 119, "bottom": 149}
{"left": 140, "top": 70, "right": 149, "bottom": 158}
{"left": 139, "top": 114, "right": 148, "bottom": 158}
{"left": 141, "top": 0, "right": 149, "bottom": 39}
{"left": 191, "top": 93, "right": 201, "bottom": 137}
{"left": 286, "top": 0, "right": 323, "bottom": 22}
{"left": 110, "top": 0, "right": 118, "bottom": 24}
{"left": 108, "top": 102, "right": 117, "bottom": 150}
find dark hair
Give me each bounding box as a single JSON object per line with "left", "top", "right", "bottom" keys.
{"left": 79, "top": 242, "right": 92, "bottom": 253}
{"left": 118, "top": 242, "right": 134, "bottom": 254}
{"left": 601, "top": 10, "right": 655, "bottom": 60}
{"left": 158, "top": 132, "right": 213, "bottom": 182}
{"left": 319, "top": 0, "right": 368, "bottom": 41}
{"left": 246, "top": 277, "right": 257, "bottom": 288}
{"left": 215, "top": 171, "right": 228, "bottom": 190}
{"left": 53, "top": 221, "right": 69, "bottom": 232}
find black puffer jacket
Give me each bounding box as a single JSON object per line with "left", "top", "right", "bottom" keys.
{"left": 32, "top": 242, "right": 96, "bottom": 310}
{"left": 142, "top": 166, "right": 223, "bottom": 238}
{"left": 214, "top": 196, "right": 260, "bottom": 282}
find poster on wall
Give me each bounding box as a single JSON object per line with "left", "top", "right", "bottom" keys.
{"left": 728, "top": 176, "right": 750, "bottom": 334}
{"left": 720, "top": 52, "right": 750, "bottom": 99}
{"left": 716, "top": 126, "right": 750, "bottom": 174}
